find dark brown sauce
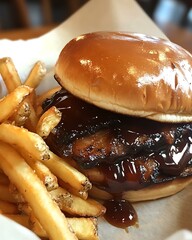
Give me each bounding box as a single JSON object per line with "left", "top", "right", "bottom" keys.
{"left": 103, "top": 199, "right": 138, "bottom": 228}
{"left": 43, "top": 88, "right": 192, "bottom": 192}
{"left": 43, "top": 88, "right": 192, "bottom": 229}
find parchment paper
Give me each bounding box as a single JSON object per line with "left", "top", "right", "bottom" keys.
{"left": 0, "top": 0, "right": 191, "bottom": 239}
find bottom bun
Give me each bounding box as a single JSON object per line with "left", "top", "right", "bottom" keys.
{"left": 89, "top": 177, "right": 192, "bottom": 202}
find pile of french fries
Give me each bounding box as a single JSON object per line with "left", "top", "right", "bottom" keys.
{"left": 0, "top": 57, "right": 106, "bottom": 240}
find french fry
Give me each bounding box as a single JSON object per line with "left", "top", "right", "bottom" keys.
{"left": 0, "top": 85, "right": 33, "bottom": 123}
{"left": 68, "top": 217, "right": 99, "bottom": 240}
{"left": 49, "top": 187, "right": 73, "bottom": 208}
{"left": 0, "top": 123, "right": 50, "bottom": 161}
{"left": 24, "top": 98, "right": 39, "bottom": 132}
{"left": 59, "top": 179, "right": 88, "bottom": 200}
{"left": 61, "top": 194, "right": 106, "bottom": 217}
{"left": 0, "top": 142, "right": 77, "bottom": 240}
{"left": 29, "top": 214, "right": 99, "bottom": 240}
{"left": 0, "top": 184, "right": 16, "bottom": 203}
{"left": 2, "top": 214, "right": 30, "bottom": 229}
{"left": 44, "top": 152, "right": 92, "bottom": 192}
{"left": 24, "top": 61, "right": 46, "bottom": 89}
{"left": 18, "top": 203, "right": 32, "bottom": 215}
{"left": 0, "top": 57, "right": 21, "bottom": 92}
{"left": 0, "top": 58, "right": 105, "bottom": 240}
{"left": 25, "top": 159, "right": 58, "bottom": 191}
{"left": 0, "top": 200, "right": 18, "bottom": 214}
{"left": 9, "top": 101, "right": 31, "bottom": 126}
{"left": 29, "top": 213, "right": 47, "bottom": 237}
{"left": 9, "top": 183, "right": 26, "bottom": 203}
{"left": 4, "top": 213, "right": 99, "bottom": 240}
{"left": 0, "top": 172, "right": 9, "bottom": 185}
{"left": 0, "top": 123, "right": 91, "bottom": 192}
{"left": 36, "top": 106, "right": 62, "bottom": 138}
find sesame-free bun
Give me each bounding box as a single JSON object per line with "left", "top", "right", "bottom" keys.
{"left": 89, "top": 177, "right": 192, "bottom": 202}
{"left": 55, "top": 32, "right": 192, "bottom": 122}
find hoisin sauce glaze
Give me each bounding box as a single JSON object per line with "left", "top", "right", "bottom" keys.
{"left": 43, "top": 89, "right": 192, "bottom": 229}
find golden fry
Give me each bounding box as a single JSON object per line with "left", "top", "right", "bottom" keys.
{"left": 9, "top": 183, "right": 26, "bottom": 203}
{"left": 0, "top": 184, "right": 16, "bottom": 203}
{"left": 24, "top": 61, "right": 46, "bottom": 89}
{"left": 9, "top": 101, "right": 30, "bottom": 126}
{"left": 0, "top": 57, "right": 21, "bottom": 92}
{"left": 0, "top": 123, "right": 50, "bottom": 161}
{"left": 0, "top": 142, "right": 77, "bottom": 240}
{"left": 29, "top": 214, "right": 99, "bottom": 240}
{"left": 24, "top": 98, "right": 39, "bottom": 132}
{"left": 61, "top": 194, "right": 106, "bottom": 217}
{"left": 0, "top": 123, "right": 91, "bottom": 192}
{"left": 0, "top": 172, "right": 9, "bottom": 185}
{"left": 18, "top": 203, "right": 32, "bottom": 215}
{"left": 68, "top": 217, "right": 99, "bottom": 240}
{"left": 36, "top": 106, "right": 61, "bottom": 138}
{"left": 44, "top": 152, "right": 92, "bottom": 192}
{"left": 0, "top": 200, "right": 19, "bottom": 214}
{"left": 49, "top": 187, "right": 72, "bottom": 208}
{"left": 2, "top": 214, "right": 30, "bottom": 229}
{"left": 0, "top": 85, "right": 33, "bottom": 123}
{"left": 25, "top": 159, "right": 58, "bottom": 191}
{"left": 59, "top": 179, "right": 88, "bottom": 200}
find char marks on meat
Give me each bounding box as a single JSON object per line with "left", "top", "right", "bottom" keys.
{"left": 43, "top": 89, "right": 192, "bottom": 189}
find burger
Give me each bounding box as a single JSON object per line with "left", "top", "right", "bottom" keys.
{"left": 42, "top": 32, "right": 192, "bottom": 219}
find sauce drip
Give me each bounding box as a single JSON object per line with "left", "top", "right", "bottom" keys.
{"left": 44, "top": 89, "right": 192, "bottom": 193}
{"left": 103, "top": 199, "right": 138, "bottom": 228}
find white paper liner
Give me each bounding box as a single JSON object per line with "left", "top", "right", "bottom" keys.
{"left": 0, "top": 0, "right": 191, "bottom": 239}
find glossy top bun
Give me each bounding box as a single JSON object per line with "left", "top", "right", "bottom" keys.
{"left": 55, "top": 32, "right": 192, "bottom": 122}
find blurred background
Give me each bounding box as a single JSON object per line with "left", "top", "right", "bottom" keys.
{"left": 0, "top": 0, "right": 191, "bottom": 52}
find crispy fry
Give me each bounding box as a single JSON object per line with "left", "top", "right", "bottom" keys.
{"left": 25, "top": 159, "right": 58, "bottom": 191}
{"left": 5, "top": 213, "right": 99, "bottom": 240}
{"left": 59, "top": 179, "right": 88, "bottom": 200}
{"left": 0, "top": 57, "right": 21, "bottom": 92}
{"left": 0, "top": 58, "right": 105, "bottom": 240}
{"left": 49, "top": 187, "right": 72, "bottom": 208}
{"left": 0, "top": 85, "right": 33, "bottom": 123}
{"left": 24, "top": 61, "right": 46, "bottom": 89}
{"left": 29, "top": 214, "right": 99, "bottom": 240}
{"left": 0, "top": 172, "right": 9, "bottom": 185}
{"left": 29, "top": 213, "right": 47, "bottom": 237}
{"left": 2, "top": 214, "right": 30, "bottom": 229}
{"left": 44, "top": 153, "right": 92, "bottom": 192}
{"left": 9, "top": 101, "right": 31, "bottom": 126}
{"left": 18, "top": 203, "right": 31, "bottom": 215}
{"left": 24, "top": 98, "right": 39, "bottom": 132}
{"left": 0, "top": 123, "right": 91, "bottom": 192}
{"left": 61, "top": 194, "right": 106, "bottom": 217}
{"left": 0, "top": 200, "right": 18, "bottom": 214}
{"left": 68, "top": 217, "right": 99, "bottom": 240}
{"left": 9, "top": 183, "right": 26, "bottom": 203}
{"left": 0, "top": 123, "right": 50, "bottom": 161}
{"left": 0, "top": 184, "right": 16, "bottom": 203}
{"left": 36, "top": 106, "right": 61, "bottom": 138}
{"left": 18, "top": 203, "right": 32, "bottom": 215}
{"left": 0, "top": 142, "right": 77, "bottom": 240}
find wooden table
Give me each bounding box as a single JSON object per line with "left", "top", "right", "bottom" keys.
{"left": 0, "top": 25, "right": 56, "bottom": 40}
{"left": 0, "top": 23, "right": 191, "bottom": 53}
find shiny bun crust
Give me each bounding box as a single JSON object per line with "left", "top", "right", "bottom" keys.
{"left": 55, "top": 32, "right": 192, "bottom": 123}
{"left": 89, "top": 177, "right": 192, "bottom": 202}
